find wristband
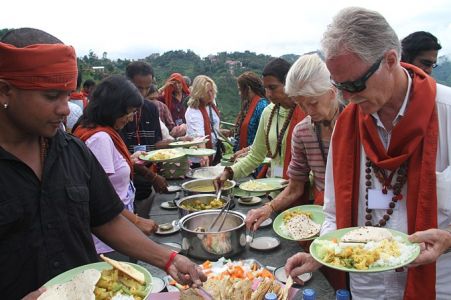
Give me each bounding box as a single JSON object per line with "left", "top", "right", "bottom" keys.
{"left": 165, "top": 251, "right": 178, "bottom": 273}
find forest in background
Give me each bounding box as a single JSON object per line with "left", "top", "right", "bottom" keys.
{"left": 2, "top": 28, "right": 451, "bottom": 123}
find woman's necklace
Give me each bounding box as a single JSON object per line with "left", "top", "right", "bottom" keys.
{"left": 364, "top": 157, "right": 408, "bottom": 227}
{"left": 265, "top": 104, "right": 294, "bottom": 159}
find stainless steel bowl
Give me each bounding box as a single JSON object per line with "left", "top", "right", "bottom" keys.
{"left": 176, "top": 194, "right": 228, "bottom": 218}
{"left": 179, "top": 210, "right": 247, "bottom": 260}
{"left": 181, "top": 178, "right": 235, "bottom": 196}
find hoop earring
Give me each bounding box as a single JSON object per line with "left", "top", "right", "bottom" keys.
{"left": 3, "top": 103, "right": 8, "bottom": 109}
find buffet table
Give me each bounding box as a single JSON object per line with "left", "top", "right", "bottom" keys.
{"left": 139, "top": 178, "right": 335, "bottom": 300}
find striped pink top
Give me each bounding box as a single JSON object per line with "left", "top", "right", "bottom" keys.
{"left": 287, "top": 116, "right": 329, "bottom": 192}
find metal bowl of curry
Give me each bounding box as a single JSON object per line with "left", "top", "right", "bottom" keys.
{"left": 176, "top": 194, "right": 228, "bottom": 218}
{"left": 181, "top": 178, "right": 236, "bottom": 196}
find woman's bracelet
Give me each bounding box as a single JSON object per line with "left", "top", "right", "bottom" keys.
{"left": 165, "top": 251, "right": 178, "bottom": 273}
{"left": 265, "top": 201, "right": 277, "bottom": 213}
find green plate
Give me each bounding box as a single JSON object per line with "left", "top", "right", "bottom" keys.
{"left": 310, "top": 227, "right": 421, "bottom": 273}
{"left": 184, "top": 148, "right": 216, "bottom": 157}
{"left": 44, "top": 261, "right": 152, "bottom": 297}
{"left": 168, "top": 139, "right": 209, "bottom": 148}
{"left": 139, "top": 149, "right": 186, "bottom": 162}
{"left": 233, "top": 187, "right": 266, "bottom": 198}
{"left": 239, "top": 178, "right": 288, "bottom": 193}
{"left": 273, "top": 205, "right": 324, "bottom": 241}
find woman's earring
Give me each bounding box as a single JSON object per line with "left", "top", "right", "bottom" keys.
{"left": 3, "top": 103, "right": 8, "bottom": 109}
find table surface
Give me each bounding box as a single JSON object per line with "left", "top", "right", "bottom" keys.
{"left": 139, "top": 178, "right": 335, "bottom": 300}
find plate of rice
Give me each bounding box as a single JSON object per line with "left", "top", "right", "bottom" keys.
{"left": 139, "top": 149, "right": 186, "bottom": 162}
{"left": 310, "top": 226, "right": 420, "bottom": 273}
{"left": 273, "top": 205, "right": 324, "bottom": 241}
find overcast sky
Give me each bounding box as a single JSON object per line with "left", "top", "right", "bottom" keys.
{"left": 3, "top": 0, "right": 451, "bottom": 60}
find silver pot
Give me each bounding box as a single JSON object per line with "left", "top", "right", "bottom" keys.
{"left": 181, "top": 178, "right": 235, "bottom": 196}
{"left": 179, "top": 210, "right": 247, "bottom": 260}
{"left": 176, "top": 194, "right": 228, "bottom": 219}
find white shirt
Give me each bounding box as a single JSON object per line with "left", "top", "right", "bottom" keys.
{"left": 323, "top": 80, "right": 451, "bottom": 300}
{"left": 67, "top": 102, "right": 83, "bottom": 131}
{"left": 185, "top": 106, "right": 220, "bottom": 145}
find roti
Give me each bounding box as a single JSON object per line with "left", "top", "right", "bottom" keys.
{"left": 38, "top": 269, "right": 100, "bottom": 300}
{"left": 100, "top": 254, "right": 145, "bottom": 284}
{"left": 341, "top": 226, "right": 393, "bottom": 243}
{"left": 285, "top": 214, "right": 321, "bottom": 240}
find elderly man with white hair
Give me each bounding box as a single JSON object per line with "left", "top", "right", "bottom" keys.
{"left": 285, "top": 7, "right": 451, "bottom": 300}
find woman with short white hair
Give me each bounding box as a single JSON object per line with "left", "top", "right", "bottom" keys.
{"left": 247, "top": 52, "right": 343, "bottom": 227}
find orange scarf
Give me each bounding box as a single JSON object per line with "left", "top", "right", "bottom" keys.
{"left": 332, "top": 64, "right": 438, "bottom": 299}
{"left": 70, "top": 91, "right": 88, "bottom": 109}
{"left": 283, "top": 105, "right": 306, "bottom": 179}
{"left": 239, "top": 95, "right": 262, "bottom": 150}
{"left": 199, "top": 104, "right": 220, "bottom": 149}
{"left": 0, "top": 42, "right": 77, "bottom": 90}
{"left": 73, "top": 126, "right": 134, "bottom": 177}
{"left": 163, "top": 73, "right": 190, "bottom": 111}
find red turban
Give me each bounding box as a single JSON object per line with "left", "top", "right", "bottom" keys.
{"left": 0, "top": 42, "right": 77, "bottom": 90}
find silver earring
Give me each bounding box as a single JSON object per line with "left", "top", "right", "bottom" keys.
{"left": 3, "top": 103, "right": 8, "bottom": 109}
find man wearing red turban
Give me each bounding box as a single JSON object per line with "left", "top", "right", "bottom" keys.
{"left": 0, "top": 28, "right": 206, "bottom": 300}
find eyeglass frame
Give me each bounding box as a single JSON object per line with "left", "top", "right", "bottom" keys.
{"left": 330, "top": 57, "right": 384, "bottom": 93}
{"left": 418, "top": 59, "right": 437, "bottom": 69}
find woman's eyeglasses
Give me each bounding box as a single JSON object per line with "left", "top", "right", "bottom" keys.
{"left": 331, "top": 57, "right": 383, "bottom": 93}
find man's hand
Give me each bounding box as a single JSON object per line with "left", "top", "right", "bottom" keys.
{"left": 168, "top": 254, "right": 207, "bottom": 288}
{"left": 21, "top": 287, "right": 46, "bottom": 300}
{"left": 245, "top": 205, "right": 272, "bottom": 231}
{"left": 136, "top": 218, "right": 159, "bottom": 236}
{"left": 408, "top": 228, "right": 451, "bottom": 267}
{"left": 152, "top": 175, "right": 168, "bottom": 193}
{"left": 285, "top": 253, "right": 322, "bottom": 285}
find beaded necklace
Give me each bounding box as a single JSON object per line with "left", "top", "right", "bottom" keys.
{"left": 364, "top": 157, "right": 408, "bottom": 227}
{"left": 265, "top": 104, "right": 294, "bottom": 159}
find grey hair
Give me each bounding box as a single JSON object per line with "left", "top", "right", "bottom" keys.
{"left": 285, "top": 52, "right": 333, "bottom": 97}
{"left": 321, "top": 7, "right": 401, "bottom": 64}
{"left": 187, "top": 75, "right": 217, "bottom": 108}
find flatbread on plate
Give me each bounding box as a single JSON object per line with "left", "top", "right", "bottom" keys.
{"left": 100, "top": 254, "right": 145, "bottom": 284}
{"left": 341, "top": 226, "right": 393, "bottom": 243}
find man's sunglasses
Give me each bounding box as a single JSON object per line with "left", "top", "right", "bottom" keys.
{"left": 419, "top": 59, "right": 437, "bottom": 69}
{"left": 331, "top": 57, "right": 383, "bottom": 93}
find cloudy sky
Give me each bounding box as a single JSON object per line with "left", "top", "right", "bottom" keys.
{"left": 3, "top": 0, "right": 451, "bottom": 59}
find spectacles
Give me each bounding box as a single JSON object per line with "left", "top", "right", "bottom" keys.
{"left": 419, "top": 59, "right": 437, "bottom": 69}
{"left": 125, "top": 110, "right": 138, "bottom": 118}
{"left": 331, "top": 57, "right": 383, "bottom": 93}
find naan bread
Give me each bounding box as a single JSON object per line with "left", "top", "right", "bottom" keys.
{"left": 341, "top": 227, "right": 393, "bottom": 243}
{"left": 100, "top": 254, "right": 145, "bottom": 284}
{"left": 38, "top": 269, "right": 100, "bottom": 300}
{"left": 285, "top": 214, "right": 321, "bottom": 240}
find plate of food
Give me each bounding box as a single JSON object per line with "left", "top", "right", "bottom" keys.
{"left": 168, "top": 137, "right": 209, "bottom": 148}
{"left": 233, "top": 187, "right": 266, "bottom": 198}
{"left": 310, "top": 226, "right": 421, "bottom": 273}
{"left": 183, "top": 148, "right": 216, "bottom": 157}
{"left": 273, "top": 205, "right": 324, "bottom": 241}
{"left": 240, "top": 178, "right": 288, "bottom": 193}
{"left": 238, "top": 196, "right": 263, "bottom": 206}
{"left": 139, "top": 149, "right": 185, "bottom": 162}
{"left": 41, "top": 255, "right": 151, "bottom": 300}
{"left": 155, "top": 220, "right": 180, "bottom": 235}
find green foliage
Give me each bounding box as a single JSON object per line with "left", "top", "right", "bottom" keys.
{"left": 0, "top": 28, "right": 12, "bottom": 39}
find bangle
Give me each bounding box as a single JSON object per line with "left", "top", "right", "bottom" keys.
{"left": 165, "top": 251, "right": 178, "bottom": 273}
{"left": 224, "top": 166, "right": 234, "bottom": 180}
{"left": 266, "top": 201, "right": 277, "bottom": 213}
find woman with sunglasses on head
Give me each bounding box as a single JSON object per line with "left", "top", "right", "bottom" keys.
{"left": 245, "top": 52, "right": 344, "bottom": 229}
{"left": 73, "top": 75, "right": 159, "bottom": 260}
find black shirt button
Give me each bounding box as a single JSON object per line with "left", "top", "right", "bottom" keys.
{"left": 53, "top": 261, "right": 60, "bottom": 268}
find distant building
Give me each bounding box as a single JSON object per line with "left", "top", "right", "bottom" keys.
{"left": 225, "top": 60, "right": 242, "bottom": 75}
{"left": 207, "top": 54, "right": 218, "bottom": 62}
{"left": 92, "top": 66, "right": 105, "bottom": 73}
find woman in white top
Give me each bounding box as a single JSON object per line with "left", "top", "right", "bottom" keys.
{"left": 185, "top": 75, "right": 221, "bottom": 166}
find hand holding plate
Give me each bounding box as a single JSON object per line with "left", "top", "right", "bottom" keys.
{"left": 285, "top": 252, "right": 321, "bottom": 285}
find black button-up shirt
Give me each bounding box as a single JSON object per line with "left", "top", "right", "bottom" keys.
{"left": 0, "top": 130, "right": 124, "bottom": 299}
